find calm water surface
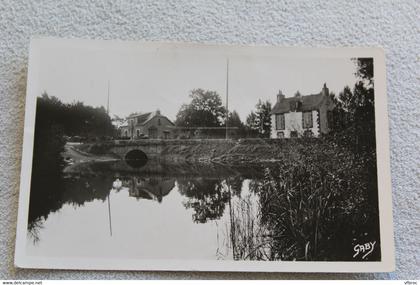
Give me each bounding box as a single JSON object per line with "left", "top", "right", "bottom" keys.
{"left": 27, "top": 155, "right": 379, "bottom": 261}
{"left": 27, "top": 160, "right": 264, "bottom": 260}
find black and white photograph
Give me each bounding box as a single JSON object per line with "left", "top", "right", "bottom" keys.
{"left": 15, "top": 39, "right": 394, "bottom": 272}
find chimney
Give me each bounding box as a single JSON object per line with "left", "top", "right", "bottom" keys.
{"left": 277, "top": 90, "right": 285, "bottom": 102}
{"left": 322, "top": 83, "right": 329, "bottom": 96}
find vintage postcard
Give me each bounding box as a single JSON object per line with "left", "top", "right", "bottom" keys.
{"left": 15, "top": 38, "right": 394, "bottom": 272}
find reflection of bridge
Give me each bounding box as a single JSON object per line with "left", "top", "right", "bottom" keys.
{"left": 66, "top": 158, "right": 266, "bottom": 181}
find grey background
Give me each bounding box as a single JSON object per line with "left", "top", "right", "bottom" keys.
{"left": 0, "top": 0, "right": 418, "bottom": 280}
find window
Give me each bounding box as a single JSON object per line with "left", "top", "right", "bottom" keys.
{"left": 302, "top": 111, "right": 313, "bottom": 129}
{"left": 158, "top": 118, "right": 161, "bottom": 126}
{"left": 136, "top": 129, "right": 140, "bottom": 137}
{"left": 290, "top": 101, "right": 302, "bottom": 112}
{"left": 296, "top": 101, "right": 302, "bottom": 112}
{"left": 327, "top": 110, "right": 333, "bottom": 130}
{"left": 277, "top": 131, "right": 284, "bottom": 138}
{"left": 148, "top": 127, "right": 157, "bottom": 139}
{"left": 290, "top": 131, "right": 298, "bottom": 138}
{"left": 275, "top": 114, "right": 285, "bottom": 130}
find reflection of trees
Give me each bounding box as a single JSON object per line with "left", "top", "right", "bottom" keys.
{"left": 28, "top": 172, "right": 115, "bottom": 243}
{"left": 62, "top": 176, "right": 114, "bottom": 205}
{"left": 225, "top": 176, "right": 244, "bottom": 197}
{"left": 28, "top": 172, "right": 177, "bottom": 243}
{"left": 28, "top": 94, "right": 116, "bottom": 242}
{"left": 178, "top": 178, "right": 230, "bottom": 223}
{"left": 27, "top": 217, "right": 44, "bottom": 245}
{"left": 28, "top": 120, "right": 66, "bottom": 243}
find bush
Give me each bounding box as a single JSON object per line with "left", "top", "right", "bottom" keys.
{"left": 88, "top": 143, "right": 111, "bottom": 155}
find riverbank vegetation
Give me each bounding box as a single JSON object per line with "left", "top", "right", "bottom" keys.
{"left": 28, "top": 94, "right": 115, "bottom": 237}
{"left": 227, "top": 136, "right": 379, "bottom": 261}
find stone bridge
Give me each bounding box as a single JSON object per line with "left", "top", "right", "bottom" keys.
{"left": 95, "top": 138, "right": 289, "bottom": 162}
{"left": 106, "top": 139, "right": 170, "bottom": 160}
{"left": 102, "top": 138, "right": 237, "bottom": 160}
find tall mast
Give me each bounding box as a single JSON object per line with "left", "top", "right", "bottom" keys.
{"left": 107, "top": 192, "right": 112, "bottom": 237}
{"left": 225, "top": 58, "right": 229, "bottom": 140}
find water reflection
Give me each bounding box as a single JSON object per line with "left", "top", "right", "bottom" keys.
{"left": 124, "top": 176, "right": 175, "bottom": 202}
{"left": 27, "top": 158, "right": 380, "bottom": 261}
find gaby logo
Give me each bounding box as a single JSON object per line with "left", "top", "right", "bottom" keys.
{"left": 353, "top": 241, "right": 376, "bottom": 259}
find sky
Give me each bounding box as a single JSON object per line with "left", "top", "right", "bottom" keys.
{"left": 36, "top": 43, "right": 359, "bottom": 122}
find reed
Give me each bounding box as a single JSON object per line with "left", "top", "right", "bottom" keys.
{"left": 228, "top": 137, "right": 379, "bottom": 261}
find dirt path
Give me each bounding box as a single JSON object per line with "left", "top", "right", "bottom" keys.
{"left": 62, "top": 143, "right": 119, "bottom": 170}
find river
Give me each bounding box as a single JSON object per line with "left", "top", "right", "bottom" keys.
{"left": 26, "top": 155, "right": 274, "bottom": 260}
{"left": 26, "top": 144, "right": 380, "bottom": 261}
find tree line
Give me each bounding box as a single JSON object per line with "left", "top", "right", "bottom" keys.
{"left": 29, "top": 94, "right": 116, "bottom": 234}
{"left": 35, "top": 93, "right": 114, "bottom": 139}
{"left": 174, "top": 89, "right": 272, "bottom": 138}
{"left": 328, "top": 58, "right": 375, "bottom": 152}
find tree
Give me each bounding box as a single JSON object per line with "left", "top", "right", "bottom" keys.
{"left": 245, "top": 111, "right": 257, "bottom": 129}
{"left": 226, "top": 110, "right": 243, "bottom": 128}
{"left": 245, "top": 100, "right": 272, "bottom": 138}
{"left": 36, "top": 93, "right": 115, "bottom": 139}
{"left": 353, "top": 58, "right": 374, "bottom": 88}
{"left": 223, "top": 110, "right": 246, "bottom": 138}
{"left": 175, "top": 89, "right": 226, "bottom": 128}
{"left": 329, "top": 58, "right": 375, "bottom": 152}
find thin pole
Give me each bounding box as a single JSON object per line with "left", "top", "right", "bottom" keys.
{"left": 107, "top": 192, "right": 113, "bottom": 237}
{"left": 228, "top": 184, "right": 236, "bottom": 259}
{"left": 225, "top": 58, "right": 229, "bottom": 140}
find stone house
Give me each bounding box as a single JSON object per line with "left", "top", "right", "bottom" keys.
{"left": 120, "top": 110, "right": 175, "bottom": 139}
{"left": 270, "top": 84, "right": 335, "bottom": 138}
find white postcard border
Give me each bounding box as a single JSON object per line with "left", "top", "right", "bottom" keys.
{"left": 14, "top": 38, "right": 395, "bottom": 272}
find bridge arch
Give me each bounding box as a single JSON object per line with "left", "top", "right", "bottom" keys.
{"left": 124, "top": 149, "right": 148, "bottom": 168}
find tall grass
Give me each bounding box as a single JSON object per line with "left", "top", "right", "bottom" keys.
{"left": 223, "top": 137, "right": 380, "bottom": 261}
{"left": 228, "top": 191, "right": 272, "bottom": 260}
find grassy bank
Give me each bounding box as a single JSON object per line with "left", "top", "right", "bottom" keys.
{"left": 159, "top": 138, "right": 330, "bottom": 164}
{"left": 78, "top": 138, "right": 327, "bottom": 164}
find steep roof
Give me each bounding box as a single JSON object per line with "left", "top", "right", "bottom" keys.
{"left": 128, "top": 111, "right": 174, "bottom": 126}
{"left": 271, "top": 93, "right": 331, "bottom": 114}
{"left": 118, "top": 120, "right": 128, "bottom": 128}
{"left": 128, "top": 112, "right": 153, "bottom": 125}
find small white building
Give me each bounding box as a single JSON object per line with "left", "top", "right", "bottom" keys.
{"left": 119, "top": 110, "right": 175, "bottom": 139}
{"left": 270, "top": 84, "right": 335, "bottom": 138}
